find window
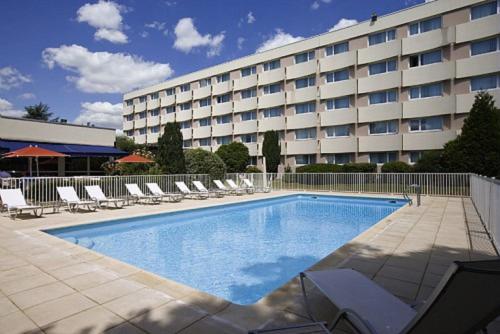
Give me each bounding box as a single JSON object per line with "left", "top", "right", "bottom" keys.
{"left": 296, "top": 76, "right": 316, "bottom": 88}
{"left": 199, "top": 117, "right": 211, "bottom": 127}
{"left": 325, "top": 125, "right": 350, "bottom": 138}
{"left": 262, "top": 107, "right": 283, "bottom": 118}
{"left": 369, "top": 90, "right": 397, "bottom": 104}
{"left": 139, "top": 96, "right": 147, "bottom": 103}
{"left": 471, "top": 37, "right": 499, "bottom": 56}
{"left": 165, "top": 105, "right": 175, "bottom": 114}
{"left": 295, "top": 51, "right": 315, "bottom": 63}
{"left": 138, "top": 127, "right": 146, "bottom": 135}
{"left": 199, "top": 78, "right": 211, "bottom": 87}
{"left": 326, "top": 42, "right": 349, "bottom": 56}
{"left": 179, "top": 102, "right": 191, "bottom": 111}
{"left": 199, "top": 97, "right": 211, "bottom": 107}
{"left": 326, "top": 96, "right": 350, "bottom": 110}
{"left": 150, "top": 92, "right": 159, "bottom": 100}
{"left": 124, "top": 114, "right": 133, "bottom": 121}
{"left": 369, "top": 59, "right": 397, "bottom": 75}
{"left": 296, "top": 154, "right": 316, "bottom": 165}
{"left": 179, "top": 121, "right": 191, "bottom": 129}
{"left": 325, "top": 153, "right": 351, "bottom": 164}
{"left": 216, "top": 136, "right": 232, "bottom": 145}
{"left": 370, "top": 152, "right": 397, "bottom": 164}
{"left": 149, "top": 108, "right": 160, "bottom": 117}
{"left": 216, "top": 94, "right": 231, "bottom": 104}
{"left": 368, "top": 30, "right": 396, "bottom": 46}
{"left": 125, "top": 100, "right": 133, "bottom": 106}
{"left": 295, "top": 128, "right": 317, "bottom": 140}
{"left": 241, "top": 134, "right": 257, "bottom": 143}
{"left": 180, "top": 84, "right": 190, "bottom": 92}
{"left": 263, "top": 83, "right": 281, "bottom": 94}
{"left": 137, "top": 111, "right": 146, "bottom": 119}
{"left": 241, "top": 66, "right": 256, "bottom": 77}
{"left": 263, "top": 59, "right": 280, "bottom": 71}
{"left": 409, "top": 116, "right": 443, "bottom": 132}
{"left": 124, "top": 130, "right": 133, "bottom": 136}
{"left": 471, "top": 74, "right": 500, "bottom": 91}
{"left": 409, "top": 50, "right": 442, "bottom": 67}
{"left": 471, "top": 1, "right": 498, "bottom": 20}
{"left": 369, "top": 120, "right": 398, "bottom": 135}
{"left": 149, "top": 126, "right": 160, "bottom": 133}
{"left": 326, "top": 69, "right": 349, "bottom": 83}
{"left": 199, "top": 138, "right": 211, "bottom": 146}
{"left": 409, "top": 151, "right": 424, "bottom": 164}
{"left": 166, "top": 88, "right": 175, "bottom": 96}
{"left": 409, "top": 82, "right": 443, "bottom": 99}
{"left": 295, "top": 102, "right": 316, "bottom": 114}
{"left": 183, "top": 140, "right": 192, "bottom": 148}
{"left": 409, "top": 16, "right": 441, "bottom": 35}
{"left": 241, "top": 88, "right": 257, "bottom": 99}
{"left": 241, "top": 110, "right": 257, "bottom": 121}
{"left": 216, "top": 115, "right": 232, "bottom": 124}
{"left": 217, "top": 73, "right": 230, "bottom": 83}
{"left": 248, "top": 156, "right": 258, "bottom": 166}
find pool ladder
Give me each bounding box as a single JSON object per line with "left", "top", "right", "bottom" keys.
{"left": 403, "top": 184, "right": 421, "bottom": 207}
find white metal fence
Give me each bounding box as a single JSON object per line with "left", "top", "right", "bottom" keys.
{"left": 470, "top": 174, "right": 500, "bottom": 251}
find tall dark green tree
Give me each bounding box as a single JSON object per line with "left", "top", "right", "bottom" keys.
{"left": 215, "top": 142, "right": 250, "bottom": 173}
{"left": 156, "top": 122, "right": 186, "bottom": 174}
{"left": 23, "top": 103, "right": 53, "bottom": 121}
{"left": 262, "top": 131, "right": 281, "bottom": 172}
{"left": 441, "top": 91, "right": 500, "bottom": 177}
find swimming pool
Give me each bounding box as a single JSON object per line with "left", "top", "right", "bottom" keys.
{"left": 46, "top": 194, "right": 406, "bottom": 305}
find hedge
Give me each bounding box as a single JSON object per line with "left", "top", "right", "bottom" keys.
{"left": 296, "top": 163, "right": 377, "bottom": 173}
{"left": 381, "top": 161, "right": 413, "bottom": 173}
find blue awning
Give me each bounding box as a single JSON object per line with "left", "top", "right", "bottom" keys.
{"left": 0, "top": 139, "right": 126, "bottom": 157}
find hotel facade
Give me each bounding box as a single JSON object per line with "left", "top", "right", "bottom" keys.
{"left": 123, "top": 0, "right": 500, "bottom": 169}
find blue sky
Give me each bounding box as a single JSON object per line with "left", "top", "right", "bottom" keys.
{"left": 0, "top": 0, "right": 425, "bottom": 130}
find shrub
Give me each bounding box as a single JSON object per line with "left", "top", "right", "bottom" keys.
{"left": 413, "top": 151, "right": 444, "bottom": 173}
{"left": 381, "top": 161, "right": 413, "bottom": 173}
{"left": 215, "top": 142, "right": 250, "bottom": 173}
{"left": 341, "top": 163, "right": 377, "bottom": 173}
{"left": 296, "top": 164, "right": 343, "bottom": 173}
{"left": 157, "top": 122, "right": 186, "bottom": 174}
{"left": 184, "top": 149, "right": 226, "bottom": 180}
{"left": 245, "top": 166, "right": 262, "bottom": 173}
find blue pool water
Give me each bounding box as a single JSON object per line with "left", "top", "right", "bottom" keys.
{"left": 46, "top": 194, "right": 406, "bottom": 304}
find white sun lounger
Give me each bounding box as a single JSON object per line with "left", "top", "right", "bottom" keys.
{"left": 84, "top": 185, "right": 124, "bottom": 209}
{"left": 175, "top": 181, "right": 209, "bottom": 199}
{"left": 0, "top": 188, "right": 43, "bottom": 219}
{"left": 213, "top": 180, "right": 244, "bottom": 196}
{"left": 146, "top": 183, "right": 182, "bottom": 202}
{"left": 226, "top": 179, "right": 248, "bottom": 194}
{"left": 192, "top": 181, "right": 224, "bottom": 198}
{"left": 57, "top": 186, "right": 97, "bottom": 213}
{"left": 243, "top": 178, "right": 270, "bottom": 194}
{"left": 125, "top": 184, "right": 161, "bottom": 204}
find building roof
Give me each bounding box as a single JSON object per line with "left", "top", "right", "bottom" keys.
{"left": 0, "top": 139, "right": 126, "bottom": 157}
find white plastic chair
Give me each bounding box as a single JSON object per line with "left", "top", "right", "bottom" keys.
{"left": 57, "top": 186, "right": 97, "bottom": 213}
{"left": 192, "top": 181, "right": 224, "bottom": 198}
{"left": 213, "top": 180, "right": 244, "bottom": 195}
{"left": 226, "top": 179, "right": 248, "bottom": 194}
{"left": 175, "top": 181, "right": 209, "bottom": 199}
{"left": 85, "top": 185, "right": 124, "bottom": 209}
{"left": 125, "top": 184, "right": 161, "bottom": 204}
{"left": 146, "top": 183, "right": 182, "bottom": 202}
{"left": 0, "top": 188, "right": 43, "bottom": 219}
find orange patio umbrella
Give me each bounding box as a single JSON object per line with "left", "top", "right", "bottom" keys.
{"left": 3, "top": 145, "right": 68, "bottom": 177}
{"left": 115, "top": 154, "right": 153, "bottom": 164}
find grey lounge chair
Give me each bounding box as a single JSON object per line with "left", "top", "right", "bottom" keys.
{"left": 297, "top": 259, "right": 500, "bottom": 334}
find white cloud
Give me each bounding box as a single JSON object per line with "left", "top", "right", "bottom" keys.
{"left": 0, "top": 67, "right": 32, "bottom": 90}
{"left": 19, "top": 92, "right": 36, "bottom": 100}
{"left": 164, "top": 1, "right": 176, "bottom": 6}
{"left": 330, "top": 18, "right": 358, "bottom": 31}
{"left": 42, "top": 44, "right": 173, "bottom": 93}
{"left": 144, "top": 21, "right": 168, "bottom": 36}
{"left": 237, "top": 37, "right": 245, "bottom": 50}
{"left": 247, "top": 12, "right": 255, "bottom": 24}
{"left": 311, "top": 0, "right": 331, "bottom": 10}
{"left": 256, "top": 29, "right": 304, "bottom": 53}
{"left": 173, "top": 17, "right": 225, "bottom": 57}
{"left": 75, "top": 101, "right": 123, "bottom": 129}
{"left": 0, "top": 97, "right": 24, "bottom": 118}
{"left": 77, "top": 0, "right": 128, "bottom": 44}
{"left": 140, "top": 31, "right": 149, "bottom": 38}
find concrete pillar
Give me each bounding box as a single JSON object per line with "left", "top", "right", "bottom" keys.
{"left": 86, "top": 157, "right": 90, "bottom": 176}
{"left": 57, "top": 157, "right": 65, "bottom": 177}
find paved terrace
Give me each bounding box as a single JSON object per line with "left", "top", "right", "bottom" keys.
{"left": 0, "top": 191, "right": 498, "bottom": 334}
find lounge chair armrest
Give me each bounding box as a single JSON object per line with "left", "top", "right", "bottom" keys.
{"left": 330, "top": 308, "right": 378, "bottom": 334}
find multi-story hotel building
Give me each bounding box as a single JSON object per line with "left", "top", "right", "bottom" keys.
{"left": 123, "top": 0, "right": 500, "bottom": 169}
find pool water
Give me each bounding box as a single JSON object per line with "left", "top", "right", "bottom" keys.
{"left": 46, "top": 194, "right": 406, "bottom": 304}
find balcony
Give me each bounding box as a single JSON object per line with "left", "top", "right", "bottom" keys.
{"left": 358, "top": 103, "right": 402, "bottom": 123}
{"left": 193, "top": 86, "right": 211, "bottom": 100}
{"left": 192, "top": 105, "right": 212, "bottom": 119}
{"left": 286, "top": 61, "right": 317, "bottom": 80}
{"left": 456, "top": 89, "right": 500, "bottom": 114}
{"left": 245, "top": 143, "right": 258, "bottom": 156}
{"left": 319, "top": 51, "right": 356, "bottom": 73}
{"left": 234, "top": 97, "right": 257, "bottom": 113}
{"left": 135, "top": 102, "right": 146, "bottom": 113}
{"left": 358, "top": 71, "right": 401, "bottom": 94}
{"left": 319, "top": 79, "right": 356, "bottom": 99}
{"left": 176, "top": 90, "right": 192, "bottom": 103}
{"left": 234, "top": 75, "right": 257, "bottom": 91}
{"left": 212, "top": 102, "right": 233, "bottom": 116}
{"left": 123, "top": 105, "right": 133, "bottom": 115}
{"left": 402, "top": 27, "right": 455, "bottom": 55}
{"left": 403, "top": 130, "right": 457, "bottom": 150}
{"left": 180, "top": 128, "right": 192, "bottom": 140}
{"left": 147, "top": 99, "right": 160, "bottom": 110}
{"left": 212, "top": 123, "right": 233, "bottom": 137}
{"left": 160, "top": 95, "right": 175, "bottom": 107}
{"left": 192, "top": 126, "right": 211, "bottom": 139}
{"left": 286, "top": 87, "right": 318, "bottom": 104}
{"left": 148, "top": 116, "right": 160, "bottom": 126}
{"left": 258, "top": 68, "right": 285, "bottom": 85}
{"left": 147, "top": 133, "right": 159, "bottom": 144}
{"left": 161, "top": 113, "right": 175, "bottom": 124}
{"left": 402, "top": 62, "right": 455, "bottom": 87}
{"left": 212, "top": 81, "right": 232, "bottom": 95}
{"left": 456, "top": 14, "right": 500, "bottom": 43}
{"left": 286, "top": 113, "right": 317, "bottom": 130}
{"left": 135, "top": 135, "right": 146, "bottom": 145}
{"left": 234, "top": 120, "right": 257, "bottom": 135}
{"left": 286, "top": 140, "right": 318, "bottom": 155}
{"left": 456, "top": 52, "right": 500, "bottom": 79}
{"left": 320, "top": 109, "right": 357, "bottom": 126}
{"left": 123, "top": 120, "right": 133, "bottom": 131}
{"left": 403, "top": 96, "right": 455, "bottom": 118}
{"left": 258, "top": 92, "right": 286, "bottom": 108}
{"left": 358, "top": 40, "right": 401, "bottom": 65}
{"left": 176, "top": 109, "right": 192, "bottom": 122}
{"left": 358, "top": 134, "right": 402, "bottom": 152}
{"left": 320, "top": 137, "right": 357, "bottom": 154}
{"left": 135, "top": 118, "right": 146, "bottom": 128}
{"left": 258, "top": 117, "right": 285, "bottom": 132}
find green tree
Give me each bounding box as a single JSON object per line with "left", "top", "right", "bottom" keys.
{"left": 381, "top": 161, "right": 413, "bottom": 173}
{"left": 262, "top": 131, "right": 281, "bottom": 172}
{"left": 413, "top": 151, "right": 445, "bottom": 173}
{"left": 23, "top": 103, "right": 53, "bottom": 121}
{"left": 115, "top": 135, "right": 138, "bottom": 153}
{"left": 441, "top": 91, "right": 500, "bottom": 177}
{"left": 156, "top": 122, "right": 186, "bottom": 174}
{"left": 185, "top": 148, "right": 226, "bottom": 180}
{"left": 215, "top": 142, "right": 250, "bottom": 173}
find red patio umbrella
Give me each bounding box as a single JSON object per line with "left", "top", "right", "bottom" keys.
{"left": 3, "top": 145, "right": 68, "bottom": 177}
{"left": 115, "top": 154, "right": 153, "bottom": 164}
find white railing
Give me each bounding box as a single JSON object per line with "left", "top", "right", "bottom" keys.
{"left": 470, "top": 174, "right": 500, "bottom": 251}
